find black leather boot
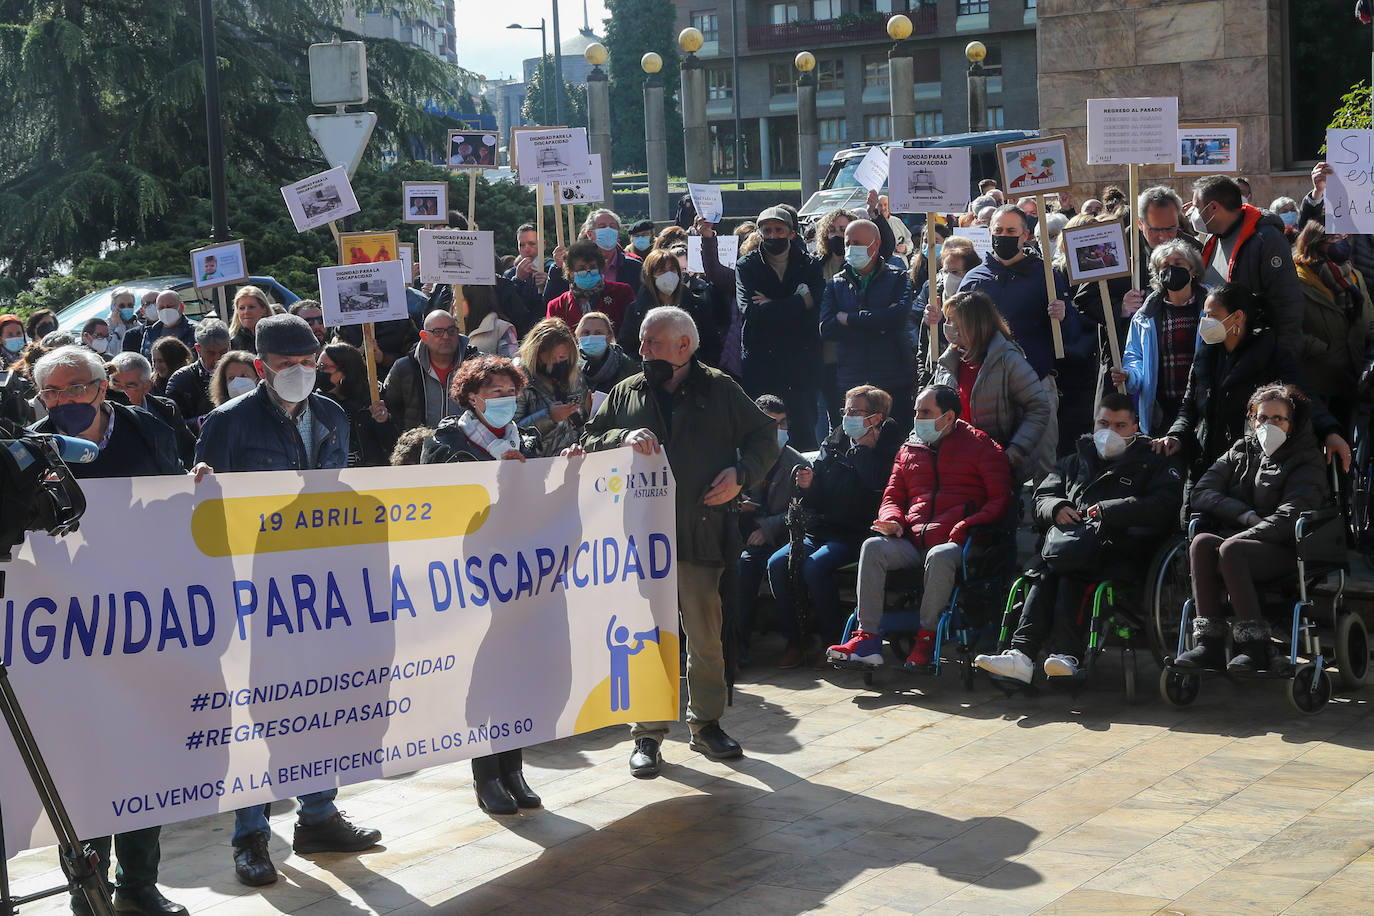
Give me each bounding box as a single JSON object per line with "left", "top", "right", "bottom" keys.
{"left": 497, "top": 749, "right": 541, "bottom": 809}
{"left": 1174, "top": 616, "right": 1228, "bottom": 669}
{"left": 472, "top": 754, "right": 518, "bottom": 814}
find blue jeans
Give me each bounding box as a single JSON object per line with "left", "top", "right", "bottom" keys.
{"left": 233, "top": 790, "right": 337, "bottom": 846}
{"left": 767, "top": 538, "right": 858, "bottom": 644}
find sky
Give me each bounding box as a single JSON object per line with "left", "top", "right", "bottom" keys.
{"left": 453, "top": 0, "right": 612, "bottom": 82}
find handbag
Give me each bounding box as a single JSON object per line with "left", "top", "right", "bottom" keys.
{"left": 1041, "top": 518, "right": 1102, "bottom": 575}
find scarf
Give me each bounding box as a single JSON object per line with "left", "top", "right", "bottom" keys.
{"left": 1316, "top": 260, "right": 1357, "bottom": 320}
{"left": 456, "top": 409, "right": 521, "bottom": 459}
{"left": 764, "top": 246, "right": 790, "bottom": 281}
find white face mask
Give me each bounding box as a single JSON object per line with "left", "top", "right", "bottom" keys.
{"left": 158, "top": 307, "right": 181, "bottom": 326}
{"left": 654, "top": 271, "right": 680, "bottom": 295}
{"left": 1197, "top": 315, "right": 1228, "bottom": 345}
{"left": 268, "top": 363, "right": 315, "bottom": 404}
{"left": 1256, "top": 422, "right": 1287, "bottom": 456}
{"left": 227, "top": 376, "right": 257, "bottom": 399}
{"left": 1093, "top": 428, "right": 1127, "bottom": 460}
{"left": 143, "top": 303, "right": 159, "bottom": 321}
{"left": 1189, "top": 206, "right": 1211, "bottom": 236}
{"left": 88, "top": 337, "right": 109, "bottom": 355}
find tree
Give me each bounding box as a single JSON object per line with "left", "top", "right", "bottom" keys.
{"left": 0, "top": 0, "right": 467, "bottom": 289}
{"left": 521, "top": 56, "right": 588, "bottom": 128}
{"left": 603, "top": 0, "right": 685, "bottom": 174}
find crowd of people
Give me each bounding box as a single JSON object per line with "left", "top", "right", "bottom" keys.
{"left": 0, "top": 166, "right": 1365, "bottom": 914}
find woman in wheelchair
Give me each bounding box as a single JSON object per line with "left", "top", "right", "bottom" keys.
{"left": 1178, "top": 383, "right": 1329, "bottom": 672}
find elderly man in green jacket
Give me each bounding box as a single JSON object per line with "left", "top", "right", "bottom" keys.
{"left": 575, "top": 305, "right": 780, "bottom": 778}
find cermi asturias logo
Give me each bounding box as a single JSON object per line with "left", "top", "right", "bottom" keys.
{"left": 593, "top": 464, "right": 672, "bottom": 503}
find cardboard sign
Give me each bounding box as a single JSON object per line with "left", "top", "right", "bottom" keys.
{"left": 1086, "top": 97, "right": 1179, "bottom": 165}
{"left": 1324, "top": 130, "right": 1374, "bottom": 234}
{"left": 854, "top": 145, "right": 889, "bottom": 193}
{"left": 996, "top": 135, "right": 1072, "bottom": 194}
{"left": 1175, "top": 124, "right": 1239, "bottom": 175}
{"left": 403, "top": 181, "right": 449, "bottom": 223}
{"left": 281, "top": 166, "right": 361, "bottom": 232}
{"left": 887, "top": 147, "right": 970, "bottom": 214}
{"left": 687, "top": 183, "right": 724, "bottom": 223}
{"left": 540, "top": 155, "right": 605, "bottom": 205}
{"left": 687, "top": 235, "right": 738, "bottom": 273}
{"left": 190, "top": 240, "right": 249, "bottom": 291}
{"left": 447, "top": 129, "right": 500, "bottom": 168}
{"left": 338, "top": 231, "right": 399, "bottom": 266}
{"left": 418, "top": 229, "right": 497, "bottom": 285}
{"left": 1062, "top": 221, "right": 1132, "bottom": 284}
{"left": 318, "top": 260, "right": 409, "bottom": 327}
{"left": 514, "top": 128, "right": 592, "bottom": 186}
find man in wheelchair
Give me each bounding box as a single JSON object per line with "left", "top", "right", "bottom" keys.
{"left": 1177, "top": 383, "right": 1329, "bottom": 672}
{"left": 827, "top": 385, "right": 1011, "bottom": 668}
{"left": 976, "top": 393, "right": 1183, "bottom": 683}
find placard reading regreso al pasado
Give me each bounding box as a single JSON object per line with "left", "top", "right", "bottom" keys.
{"left": 514, "top": 128, "right": 592, "bottom": 186}
{"left": 281, "top": 166, "right": 362, "bottom": 232}
{"left": 1324, "top": 130, "right": 1374, "bottom": 234}
{"left": 887, "top": 147, "right": 970, "bottom": 214}
{"left": 1086, "top": 97, "right": 1179, "bottom": 165}
{"left": 418, "top": 230, "right": 497, "bottom": 285}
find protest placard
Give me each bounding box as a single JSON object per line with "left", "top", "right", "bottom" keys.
{"left": 687, "top": 235, "right": 737, "bottom": 273}
{"left": 1062, "top": 221, "right": 1132, "bottom": 285}
{"left": 281, "top": 166, "right": 361, "bottom": 232}
{"left": 398, "top": 243, "right": 415, "bottom": 283}
{"left": 513, "top": 128, "right": 592, "bottom": 187}
{"left": 996, "top": 135, "right": 1072, "bottom": 194}
{"left": 1086, "top": 97, "right": 1179, "bottom": 165}
{"left": 318, "top": 259, "right": 409, "bottom": 327}
{"left": 190, "top": 240, "right": 248, "bottom": 291}
{"left": 402, "top": 181, "right": 449, "bottom": 223}
{"left": 687, "top": 183, "right": 724, "bottom": 223}
{"left": 418, "top": 230, "right": 497, "bottom": 285}
{"left": 854, "top": 145, "right": 889, "bottom": 192}
{"left": 540, "top": 155, "right": 605, "bottom": 205}
{"left": 447, "top": 129, "right": 499, "bottom": 168}
{"left": 958, "top": 225, "right": 993, "bottom": 262}
{"left": 338, "top": 231, "right": 399, "bottom": 266}
{"left": 0, "top": 450, "right": 679, "bottom": 856}
{"left": 887, "top": 147, "right": 970, "bottom": 214}
{"left": 1323, "top": 130, "right": 1374, "bottom": 234}
{"left": 1176, "top": 124, "right": 1238, "bottom": 174}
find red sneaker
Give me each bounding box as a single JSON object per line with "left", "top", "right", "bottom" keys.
{"left": 904, "top": 629, "right": 936, "bottom": 668}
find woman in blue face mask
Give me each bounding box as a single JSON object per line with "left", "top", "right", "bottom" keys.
{"left": 0, "top": 314, "right": 25, "bottom": 369}
{"left": 546, "top": 239, "right": 635, "bottom": 336}
{"left": 1270, "top": 196, "right": 1300, "bottom": 244}
{"left": 576, "top": 311, "right": 637, "bottom": 394}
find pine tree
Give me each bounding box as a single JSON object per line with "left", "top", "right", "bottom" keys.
{"left": 521, "top": 56, "right": 588, "bottom": 129}
{"left": 603, "top": 0, "right": 684, "bottom": 174}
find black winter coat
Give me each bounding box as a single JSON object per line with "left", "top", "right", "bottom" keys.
{"left": 619, "top": 278, "right": 729, "bottom": 369}
{"left": 1192, "top": 424, "right": 1329, "bottom": 546}
{"left": 1034, "top": 435, "right": 1182, "bottom": 550}
{"left": 735, "top": 241, "right": 825, "bottom": 395}
{"left": 801, "top": 418, "right": 904, "bottom": 545}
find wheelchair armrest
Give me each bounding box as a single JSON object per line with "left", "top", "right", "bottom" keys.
{"left": 1187, "top": 513, "right": 1202, "bottom": 542}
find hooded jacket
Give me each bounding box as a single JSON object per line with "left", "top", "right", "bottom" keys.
{"left": 958, "top": 250, "right": 1081, "bottom": 379}
{"left": 932, "top": 332, "right": 1049, "bottom": 479}
{"left": 1192, "top": 422, "right": 1329, "bottom": 546}
{"left": 819, "top": 260, "right": 915, "bottom": 392}
{"left": 382, "top": 337, "right": 476, "bottom": 432}
{"left": 1120, "top": 281, "right": 1207, "bottom": 436}
{"left": 419, "top": 413, "right": 541, "bottom": 464}
{"left": 1200, "top": 205, "right": 1304, "bottom": 352}
{"left": 802, "top": 418, "right": 905, "bottom": 545}
{"left": 1034, "top": 434, "right": 1182, "bottom": 545}
{"left": 1296, "top": 261, "right": 1374, "bottom": 397}
{"left": 735, "top": 240, "right": 825, "bottom": 394}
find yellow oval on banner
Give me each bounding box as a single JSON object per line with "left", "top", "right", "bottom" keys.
{"left": 191, "top": 486, "right": 491, "bottom": 557}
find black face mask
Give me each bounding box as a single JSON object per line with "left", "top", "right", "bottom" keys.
{"left": 991, "top": 234, "right": 1022, "bottom": 261}
{"left": 1328, "top": 238, "right": 1353, "bottom": 263}
{"left": 642, "top": 358, "right": 680, "bottom": 388}
{"left": 762, "top": 236, "right": 789, "bottom": 256}
{"left": 316, "top": 370, "right": 334, "bottom": 392}
{"left": 826, "top": 235, "right": 844, "bottom": 256}
{"left": 548, "top": 359, "right": 571, "bottom": 378}
{"left": 1161, "top": 264, "right": 1192, "bottom": 292}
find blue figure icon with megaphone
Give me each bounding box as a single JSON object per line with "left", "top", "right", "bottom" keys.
{"left": 606, "top": 616, "right": 660, "bottom": 712}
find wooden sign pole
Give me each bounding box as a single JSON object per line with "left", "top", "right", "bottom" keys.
{"left": 1035, "top": 193, "right": 1065, "bottom": 358}
{"left": 535, "top": 185, "right": 546, "bottom": 268}
{"left": 332, "top": 219, "right": 381, "bottom": 406}
{"left": 1097, "top": 278, "right": 1125, "bottom": 393}
{"left": 467, "top": 169, "right": 478, "bottom": 225}
{"left": 1128, "top": 163, "right": 1141, "bottom": 288}
{"left": 567, "top": 201, "right": 578, "bottom": 245}
{"left": 214, "top": 286, "right": 228, "bottom": 324}
{"left": 925, "top": 211, "right": 941, "bottom": 372}
{"left": 552, "top": 182, "right": 567, "bottom": 251}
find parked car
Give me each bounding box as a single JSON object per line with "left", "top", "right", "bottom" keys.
{"left": 57, "top": 275, "right": 301, "bottom": 334}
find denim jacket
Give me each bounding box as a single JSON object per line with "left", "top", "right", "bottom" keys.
{"left": 196, "top": 382, "right": 350, "bottom": 471}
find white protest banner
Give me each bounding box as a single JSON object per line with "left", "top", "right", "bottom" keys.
{"left": 853, "top": 145, "right": 889, "bottom": 193}
{"left": 958, "top": 225, "right": 993, "bottom": 262}
{"left": 281, "top": 166, "right": 361, "bottom": 232}
{"left": 0, "top": 451, "right": 679, "bottom": 856}
{"left": 541, "top": 155, "right": 605, "bottom": 206}
{"left": 318, "top": 259, "right": 409, "bottom": 327}
{"left": 417, "top": 229, "right": 497, "bottom": 285}
{"left": 687, "top": 183, "right": 724, "bottom": 223}
{"left": 687, "top": 235, "right": 738, "bottom": 273}
{"left": 1323, "top": 130, "right": 1374, "bottom": 234}
{"left": 887, "top": 147, "right": 970, "bottom": 214}
{"left": 514, "top": 128, "right": 592, "bottom": 187}
{"left": 1086, "top": 97, "right": 1179, "bottom": 165}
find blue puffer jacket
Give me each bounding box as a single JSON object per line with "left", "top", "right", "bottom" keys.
{"left": 819, "top": 261, "right": 914, "bottom": 391}
{"left": 196, "top": 382, "right": 350, "bottom": 472}
{"left": 958, "top": 250, "right": 1081, "bottom": 380}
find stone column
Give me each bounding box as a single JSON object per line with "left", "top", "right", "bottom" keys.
{"left": 759, "top": 116, "right": 772, "bottom": 181}
{"left": 584, "top": 44, "right": 614, "bottom": 203}
{"left": 643, "top": 53, "right": 669, "bottom": 221}
{"left": 680, "top": 29, "right": 711, "bottom": 185}
{"left": 796, "top": 52, "right": 818, "bottom": 201}
{"left": 887, "top": 15, "right": 915, "bottom": 141}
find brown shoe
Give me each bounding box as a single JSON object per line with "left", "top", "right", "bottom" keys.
{"left": 777, "top": 644, "right": 805, "bottom": 669}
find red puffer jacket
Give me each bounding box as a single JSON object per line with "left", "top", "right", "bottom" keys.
{"left": 878, "top": 419, "right": 1011, "bottom": 548}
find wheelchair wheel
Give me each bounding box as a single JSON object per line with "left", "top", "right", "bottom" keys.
{"left": 1334, "top": 612, "right": 1370, "bottom": 690}
{"left": 1146, "top": 536, "right": 1190, "bottom": 667}
{"left": 1159, "top": 668, "right": 1200, "bottom": 708}
{"left": 1288, "top": 663, "right": 1333, "bottom": 714}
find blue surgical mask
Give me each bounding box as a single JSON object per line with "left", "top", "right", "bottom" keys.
{"left": 48, "top": 401, "right": 99, "bottom": 435}
{"left": 594, "top": 227, "right": 620, "bottom": 250}
{"left": 911, "top": 417, "right": 945, "bottom": 445}
{"left": 482, "top": 395, "right": 517, "bottom": 428}
{"left": 845, "top": 245, "right": 873, "bottom": 271}
{"left": 119, "top": 307, "right": 137, "bottom": 322}
{"left": 931, "top": 242, "right": 942, "bottom": 261}
{"left": 632, "top": 236, "right": 652, "bottom": 252}
{"left": 1280, "top": 211, "right": 1299, "bottom": 228}
{"left": 578, "top": 334, "right": 608, "bottom": 358}
{"left": 3, "top": 337, "right": 23, "bottom": 354}
{"left": 842, "top": 415, "right": 868, "bottom": 439}
{"left": 777, "top": 427, "right": 790, "bottom": 448}
{"left": 573, "top": 269, "right": 601, "bottom": 291}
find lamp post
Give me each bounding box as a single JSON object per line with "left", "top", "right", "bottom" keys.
{"left": 507, "top": 21, "right": 550, "bottom": 124}
{"left": 966, "top": 41, "right": 987, "bottom": 133}
{"left": 795, "top": 50, "right": 818, "bottom": 201}
{"left": 551, "top": 0, "right": 566, "bottom": 125}
{"left": 584, "top": 42, "right": 615, "bottom": 202}
{"left": 199, "top": 0, "right": 229, "bottom": 245}
{"left": 730, "top": 0, "right": 743, "bottom": 189}
{"left": 642, "top": 51, "right": 668, "bottom": 221}
{"left": 679, "top": 27, "right": 710, "bottom": 185}
{"left": 887, "top": 14, "right": 915, "bottom": 141}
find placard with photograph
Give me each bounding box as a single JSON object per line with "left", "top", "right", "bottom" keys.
{"left": 1086, "top": 97, "right": 1179, "bottom": 165}
{"left": 447, "top": 130, "right": 499, "bottom": 168}
{"left": 281, "top": 166, "right": 361, "bottom": 232}
{"left": 1061, "top": 221, "right": 1132, "bottom": 285}
{"left": 1175, "top": 124, "right": 1239, "bottom": 174}
{"left": 402, "top": 181, "right": 449, "bottom": 222}
{"left": 887, "top": 147, "right": 971, "bottom": 214}
{"left": 338, "top": 231, "right": 399, "bottom": 266}
{"left": 190, "top": 240, "right": 248, "bottom": 291}
{"left": 398, "top": 243, "right": 415, "bottom": 283}
{"left": 996, "top": 135, "right": 1072, "bottom": 194}
{"left": 418, "top": 230, "right": 497, "bottom": 285}
{"left": 540, "top": 154, "right": 606, "bottom": 205}
{"left": 513, "top": 128, "right": 592, "bottom": 186}
{"left": 687, "top": 235, "right": 738, "bottom": 274}
{"left": 318, "top": 260, "right": 410, "bottom": 328}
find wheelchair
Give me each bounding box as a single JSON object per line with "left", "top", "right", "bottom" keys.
{"left": 831, "top": 518, "right": 1017, "bottom": 688}
{"left": 1159, "top": 505, "right": 1364, "bottom": 714}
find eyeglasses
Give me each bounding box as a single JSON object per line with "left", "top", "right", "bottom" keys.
{"left": 425, "top": 326, "right": 460, "bottom": 337}
{"left": 1254, "top": 413, "right": 1291, "bottom": 426}
{"left": 1145, "top": 224, "right": 1179, "bottom": 233}
{"left": 302, "top": 315, "right": 325, "bottom": 326}
{"left": 38, "top": 380, "right": 101, "bottom": 405}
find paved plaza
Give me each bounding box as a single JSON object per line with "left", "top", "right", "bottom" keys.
{"left": 9, "top": 634, "right": 1374, "bottom": 915}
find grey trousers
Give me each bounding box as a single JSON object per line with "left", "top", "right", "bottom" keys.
{"left": 632, "top": 561, "right": 725, "bottom": 741}
{"left": 856, "top": 536, "right": 962, "bottom": 631}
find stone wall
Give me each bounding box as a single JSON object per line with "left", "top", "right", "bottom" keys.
{"left": 1036, "top": 0, "right": 1308, "bottom": 206}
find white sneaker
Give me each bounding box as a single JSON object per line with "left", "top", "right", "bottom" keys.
{"left": 1043, "top": 654, "right": 1079, "bottom": 677}
{"left": 973, "top": 648, "right": 1033, "bottom": 684}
